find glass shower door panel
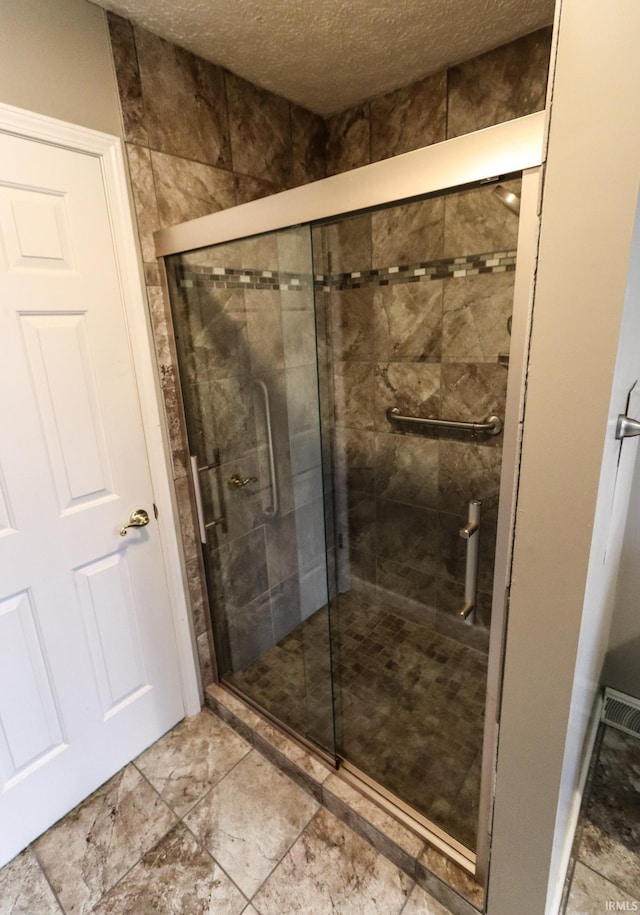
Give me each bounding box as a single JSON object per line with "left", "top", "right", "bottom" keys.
{"left": 166, "top": 227, "right": 335, "bottom": 756}
{"left": 321, "top": 180, "right": 521, "bottom": 850}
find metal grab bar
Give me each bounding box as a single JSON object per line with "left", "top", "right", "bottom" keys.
{"left": 386, "top": 407, "right": 502, "bottom": 437}
{"left": 254, "top": 379, "right": 279, "bottom": 518}
{"left": 459, "top": 500, "right": 481, "bottom": 623}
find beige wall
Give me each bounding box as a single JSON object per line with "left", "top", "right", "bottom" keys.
{"left": 488, "top": 1, "right": 640, "bottom": 913}
{"left": 0, "top": 0, "right": 121, "bottom": 135}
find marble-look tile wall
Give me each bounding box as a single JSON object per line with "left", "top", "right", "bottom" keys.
{"left": 323, "top": 180, "right": 520, "bottom": 650}
{"left": 325, "top": 27, "right": 552, "bottom": 174}
{"left": 107, "top": 13, "right": 326, "bottom": 685}
{"left": 108, "top": 15, "right": 551, "bottom": 684}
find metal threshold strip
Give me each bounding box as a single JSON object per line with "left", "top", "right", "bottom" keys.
{"left": 218, "top": 680, "right": 476, "bottom": 876}
{"left": 337, "top": 760, "right": 477, "bottom": 875}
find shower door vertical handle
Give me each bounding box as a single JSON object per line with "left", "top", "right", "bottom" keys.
{"left": 254, "top": 379, "right": 279, "bottom": 518}
{"left": 459, "top": 500, "right": 481, "bottom": 623}
{"left": 190, "top": 455, "right": 208, "bottom": 544}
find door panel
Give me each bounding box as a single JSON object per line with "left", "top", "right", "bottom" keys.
{"left": 20, "top": 312, "right": 115, "bottom": 509}
{"left": 0, "top": 130, "right": 183, "bottom": 866}
{"left": 0, "top": 185, "right": 74, "bottom": 271}
{"left": 74, "top": 552, "right": 149, "bottom": 717}
{"left": 0, "top": 466, "right": 13, "bottom": 533}
{"left": 0, "top": 590, "right": 65, "bottom": 783}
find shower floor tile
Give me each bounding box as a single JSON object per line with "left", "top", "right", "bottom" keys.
{"left": 227, "top": 590, "right": 488, "bottom": 850}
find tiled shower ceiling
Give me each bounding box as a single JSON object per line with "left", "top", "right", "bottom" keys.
{"left": 91, "top": 0, "right": 555, "bottom": 115}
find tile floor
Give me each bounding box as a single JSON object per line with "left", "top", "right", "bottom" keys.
{"left": 563, "top": 724, "right": 640, "bottom": 914}
{"left": 0, "top": 709, "right": 455, "bottom": 915}
{"left": 229, "top": 591, "right": 487, "bottom": 849}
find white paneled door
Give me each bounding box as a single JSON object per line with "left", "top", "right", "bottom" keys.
{"left": 0, "top": 128, "right": 184, "bottom": 866}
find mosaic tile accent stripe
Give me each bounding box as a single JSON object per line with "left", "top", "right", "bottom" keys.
{"left": 177, "top": 249, "right": 517, "bottom": 293}
{"left": 178, "top": 267, "right": 312, "bottom": 292}
{"left": 330, "top": 250, "right": 517, "bottom": 289}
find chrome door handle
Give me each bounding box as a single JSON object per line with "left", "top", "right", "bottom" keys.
{"left": 120, "top": 508, "right": 150, "bottom": 536}
{"left": 459, "top": 520, "right": 479, "bottom": 539}
{"left": 616, "top": 414, "right": 640, "bottom": 439}
{"left": 459, "top": 500, "right": 481, "bottom": 622}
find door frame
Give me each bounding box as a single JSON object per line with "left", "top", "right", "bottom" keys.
{"left": 0, "top": 100, "right": 201, "bottom": 716}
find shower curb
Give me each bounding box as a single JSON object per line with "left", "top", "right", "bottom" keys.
{"left": 205, "top": 682, "right": 483, "bottom": 915}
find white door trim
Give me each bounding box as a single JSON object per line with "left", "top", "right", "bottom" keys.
{"left": 0, "top": 100, "right": 201, "bottom": 716}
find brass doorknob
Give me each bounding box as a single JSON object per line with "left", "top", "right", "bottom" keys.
{"left": 120, "top": 508, "right": 150, "bottom": 536}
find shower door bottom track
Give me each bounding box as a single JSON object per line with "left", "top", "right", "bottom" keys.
{"left": 337, "top": 759, "right": 476, "bottom": 874}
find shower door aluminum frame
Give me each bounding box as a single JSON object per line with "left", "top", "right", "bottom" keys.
{"left": 155, "top": 113, "right": 546, "bottom": 884}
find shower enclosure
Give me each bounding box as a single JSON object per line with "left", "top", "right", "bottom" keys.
{"left": 157, "top": 114, "right": 544, "bottom": 877}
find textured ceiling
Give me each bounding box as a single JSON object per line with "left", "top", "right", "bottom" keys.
{"left": 93, "top": 0, "right": 555, "bottom": 116}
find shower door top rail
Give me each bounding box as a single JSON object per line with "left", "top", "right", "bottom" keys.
{"left": 154, "top": 111, "right": 544, "bottom": 257}
{"left": 386, "top": 407, "right": 503, "bottom": 437}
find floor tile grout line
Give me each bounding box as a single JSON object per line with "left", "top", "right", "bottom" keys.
{"left": 178, "top": 816, "right": 251, "bottom": 911}
{"left": 87, "top": 816, "right": 250, "bottom": 915}
{"left": 170, "top": 736, "right": 317, "bottom": 906}
{"left": 176, "top": 745, "right": 320, "bottom": 906}
{"left": 29, "top": 757, "right": 182, "bottom": 915}
{"left": 249, "top": 804, "right": 429, "bottom": 915}
{"left": 397, "top": 880, "right": 419, "bottom": 915}
{"left": 87, "top": 846, "right": 162, "bottom": 913}
{"left": 129, "top": 724, "right": 258, "bottom": 908}
{"left": 28, "top": 846, "right": 66, "bottom": 915}
{"left": 571, "top": 857, "right": 640, "bottom": 903}
{"left": 90, "top": 748, "right": 254, "bottom": 913}
{"left": 248, "top": 803, "right": 324, "bottom": 907}
{"left": 169, "top": 718, "right": 255, "bottom": 815}
{"left": 133, "top": 710, "right": 253, "bottom": 819}
{"left": 32, "top": 789, "right": 176, "bottom": 915}
{"left": 86, "top": 786, "right": 178, "bottom": 914}
{"left": 34, "top": 724, "right": 253, "bottom": 915}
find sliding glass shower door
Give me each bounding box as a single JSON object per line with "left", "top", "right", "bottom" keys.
{"left": 315, "top": 180, "right": 520, "bottom": 850}
{"left": 164, "top": 174, "right": 522, "bottom": 856}
{"left": 166, "top": 227, "right": 336, "bottom": 756}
